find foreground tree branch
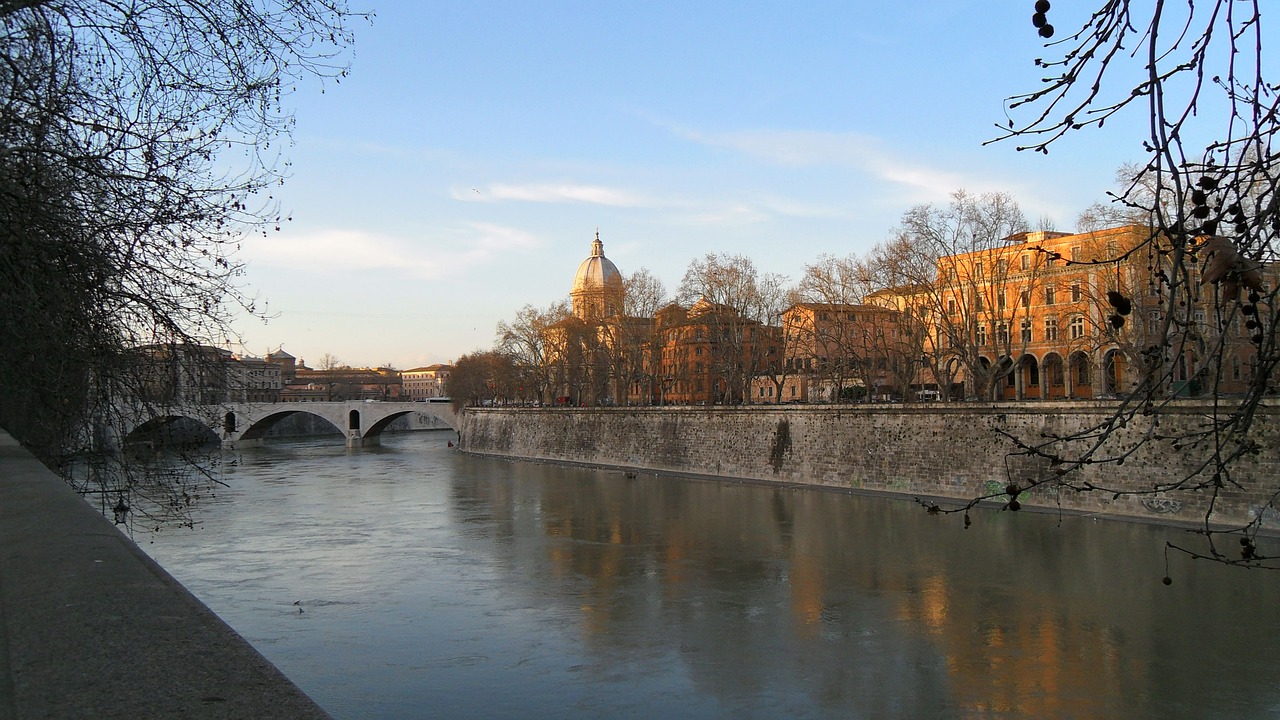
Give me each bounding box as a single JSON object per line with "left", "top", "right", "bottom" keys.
{"left": 979, "top": 0, "right": 1280, "bottom": 567}
{"left": 0, "top": 1, "right": 367, "bottom": 526}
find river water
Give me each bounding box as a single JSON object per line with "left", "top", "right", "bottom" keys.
{"left": 137, "top": 430, "right": 1280, "bottom": 719}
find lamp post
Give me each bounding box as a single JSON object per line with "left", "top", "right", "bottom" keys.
{"left": 112, "top": 496, "right": 130, "bottom": 525}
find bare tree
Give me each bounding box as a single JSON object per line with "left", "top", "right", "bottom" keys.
{"left": 446, "top": 351, "right": 519, "bottom": 410}
{"left": 974, "top": 1, "right": 1280, "bottom": 566}
{"left": 0, "top": 1, "right": 366, "bottom": 528}
{"left": 677, "top": 254, "right": 787, "bottom": 404}
{"left": 609, "top": 269, "right": 667, "bottom": 404}
{"left": 791, "top": 255, "right": 871, "bottom": 400}
{"left": 497, "top": 302, "right": 571, "bottom": 404}
{"left": 873, "top": 191, "right": 1033, "bottom": 401}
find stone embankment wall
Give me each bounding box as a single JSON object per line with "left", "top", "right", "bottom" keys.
{"left": 460, "top": 401, "right": 1279, "bottom": 529}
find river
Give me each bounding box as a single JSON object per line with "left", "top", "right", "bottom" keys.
{"left": 138, "top": 430, "right": 1280, "bottom": 719}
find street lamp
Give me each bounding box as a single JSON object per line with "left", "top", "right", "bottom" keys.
{"left": 112, "top": 496, "right": 130, "bottom": 525}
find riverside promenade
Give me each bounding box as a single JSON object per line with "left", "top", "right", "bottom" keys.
{"left": 0, "top": 431, "right": 330, "bottom": 719}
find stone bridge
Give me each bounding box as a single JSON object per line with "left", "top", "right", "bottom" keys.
{"left": 125, "top": 400, "right": 460, "bottom": 449}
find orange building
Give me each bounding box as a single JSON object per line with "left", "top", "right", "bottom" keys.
{"left": 755, "top": 302, "right": 914, "bottom": 403}
{"left": 918, "top": 225, "right": 1274, "bottom": 400}
{"left": 652, "top": 299, "right": 780, "bottom": 405}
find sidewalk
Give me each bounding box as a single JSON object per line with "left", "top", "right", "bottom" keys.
{"left": 0, "top": 430, "right": 331, "bottom": 719}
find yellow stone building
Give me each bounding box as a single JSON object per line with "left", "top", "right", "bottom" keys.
{"left": 891, "top": 224, "right": 1274, "bottom": 400}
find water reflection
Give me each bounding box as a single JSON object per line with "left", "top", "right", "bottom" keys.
{"left": 142, "top": 433, "right": 1280, "bottom": 719}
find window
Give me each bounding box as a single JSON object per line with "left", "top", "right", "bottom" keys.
{"left": 1021, "top": 319, "right": 1033, "bottom": 343}
{"left": 1069, "top": 316, "right": 1086, "bottom": 340}
{"left": 1020, "top": 291, "right": 1030, "bottom": 308}
{"left": 1045, "top": 317, "right": 1059, "bottom": 342}
{"left": 975, "top": 261, "right": 984, "bottom": 279}
{"left": 1021, "top": 254, "right": 1030, "bottom": 270}
{"left": 1045, "top": 286, "right": 1056, "bottom": 305}
{"left": 975, "top": 294, "right": 984, "bottom": 311}
{"left": 997, "top": 292, "right": 1007, "bottom": 310}
{"left": 998, "top": 259, "right": 1008, "bottom": 275}
{"left": 976, "top": 324, "right": 988, "bottom": 346}
{"left": 996, "top": 322, "right": 1010, "bottom": 346}
{"left": 1071, "top": 284, "right": 1082, "bottom": 302}
{"left": 947, "top": 297, "right": 958, "bottom": 314}
{"left": 1071, "top": 246, "right": 1082, "bottom": 262}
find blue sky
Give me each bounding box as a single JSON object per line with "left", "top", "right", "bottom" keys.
{"left": 229, "top": 1, "right": 1145, "bottom": 370}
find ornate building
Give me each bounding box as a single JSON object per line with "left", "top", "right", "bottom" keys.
{"left": 545, "top": 232, "right": 651, "bottom": 405}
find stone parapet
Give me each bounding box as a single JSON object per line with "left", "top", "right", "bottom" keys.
{"left": 460, "top": 401, "right": 1279, "bottom": 529}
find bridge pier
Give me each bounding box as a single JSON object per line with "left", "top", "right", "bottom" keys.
{"left": 346, "top": 432, "right": 380, "bottom": 448}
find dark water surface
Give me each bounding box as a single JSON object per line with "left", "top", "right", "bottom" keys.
{"left": 138, "top": 431, "right": 1280, "bottom": 719}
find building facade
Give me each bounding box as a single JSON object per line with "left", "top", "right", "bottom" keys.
{"left": 401, "top": 364, "right": 452, "bottom": 400}
{"left": 525, "top": 223, "right": 1274, "bottom": 406}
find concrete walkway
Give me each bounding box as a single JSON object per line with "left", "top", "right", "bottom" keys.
{"left": 0, "top": 431, "right": 331, "bottom": 719}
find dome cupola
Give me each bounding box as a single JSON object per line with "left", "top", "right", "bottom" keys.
{"left": 571, "top": 230, "right": 624, "bottom": 320}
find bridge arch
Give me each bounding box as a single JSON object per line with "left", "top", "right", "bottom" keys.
{"left": 236, "top": 409, "right": 345, "bottom": 443}
{"left": 123, "top": 414, "right": 221, "bottom": 449}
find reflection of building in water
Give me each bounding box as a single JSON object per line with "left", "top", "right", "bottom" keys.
{"left": 890, "top": 567, "right": 1138, "bottom": 716}
{"left": 454, "top": 462, "right": 1279, "bottom": 716}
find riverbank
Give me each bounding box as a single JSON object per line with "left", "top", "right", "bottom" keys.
{"left": 459, "top": 401, "right": 1280, "bottom": 529}
{"left": 0, "top": 430, "right": 331, "bottom": 719}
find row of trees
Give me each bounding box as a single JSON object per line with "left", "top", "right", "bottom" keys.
{"left": 451, "top": 189, "right": 1094, "bottom": 408}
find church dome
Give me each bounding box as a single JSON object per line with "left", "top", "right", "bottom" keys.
{"left": 571, "top": 231, "right": 624, "bottom": 320}
{"left": 572, "top": 231, "right": 621, "bottom": 295}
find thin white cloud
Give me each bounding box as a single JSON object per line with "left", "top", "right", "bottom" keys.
{"left": 452, "top": 182, "right": 652, "bottom": 207}
{"left": 670, "top": 126, "right": 998, "bottom": 203}
{"left": 241, "top": 223, "right": 542, "bottom": 280}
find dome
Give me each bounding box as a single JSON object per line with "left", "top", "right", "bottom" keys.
{"left": 571, "top": 231, "right": 624, "bottom": 320}
{"left": 572, "top": 232, "right": 621, "bottom": 295}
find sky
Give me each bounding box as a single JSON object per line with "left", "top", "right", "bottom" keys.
{"left": 227, "top": 1, "right": 1150, "bottom": 370}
